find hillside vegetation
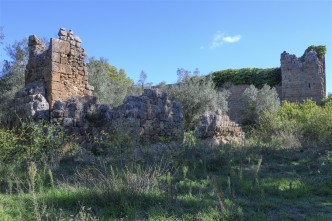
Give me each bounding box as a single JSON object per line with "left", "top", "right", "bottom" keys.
{"left": 0, "top": 96, "right": 331, "bottom": 220}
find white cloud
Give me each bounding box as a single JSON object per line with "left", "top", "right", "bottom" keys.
{"left": 222, "top": 35, "right": 241, "bottom": 43}
{"left": 210, "top": 32, "right": 224, "bottom": 49}
{"left": 209, "top": 32, "right": 241, "bottom": 49}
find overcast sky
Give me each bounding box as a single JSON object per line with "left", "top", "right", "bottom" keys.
{"left": 1, "top": 0, "right": 331, "bottom": 93}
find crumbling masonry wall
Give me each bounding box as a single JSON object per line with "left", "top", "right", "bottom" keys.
{"left": 51, "top": 89, "right": 184, "bottom": 143}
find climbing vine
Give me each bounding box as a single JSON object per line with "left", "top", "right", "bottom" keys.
{"left": 212, "top": 68, "right": 281, "bottom": 88}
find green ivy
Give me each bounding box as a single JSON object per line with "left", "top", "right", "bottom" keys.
{"left": 212, "top": 68, "right": 281, "bottom": 88}
{"left": 301, "top": 45, "right": 326, "bottom": 59}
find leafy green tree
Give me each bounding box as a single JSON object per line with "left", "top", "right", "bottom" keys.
{"left": 0, "top": 38, "right": 29, "bottom": 126}
{"left": 162, "top": 76, "right": 229, "bottom": 131}
{"left": 87, "top": 57, "right": 134, "bottom": 107}
{"left": 241, "top": 84, "right": 280, "bottom": 125}
{"left": 322, "top": 93, "right": 332, "bottom": 106}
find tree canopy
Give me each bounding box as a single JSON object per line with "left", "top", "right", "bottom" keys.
{"left": 87, "top": 57, "right": 134, "bottom": 107}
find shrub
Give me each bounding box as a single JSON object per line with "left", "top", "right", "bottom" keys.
{"left": 161, "top": 77, "right": 229, "bottom": 130}
{"left": 0, "top": 121, "right": 74, "bottom": 169}
{"left": 259, "top": 99, "right": 332, "bottom": 146}
{"left": 241, "top": 84, "right": 280, "bottom": 125}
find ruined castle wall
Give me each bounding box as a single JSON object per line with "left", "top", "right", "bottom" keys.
{"left": 280, "top": 50, "right": 325, "bottom": 104}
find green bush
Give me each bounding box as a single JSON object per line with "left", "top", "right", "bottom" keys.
{"left": 321, "top": 93, "right": 332, "bottom": 106}
{"left": 161, "top": 77, "right": 229, "bottom": 130}
{"left": 212, "top": 68, "right": 281, "bottom": 88}
{"left": 241, "top": 84, "right": 280, "bottom": 125}
{"left": 259, "top": 99, "right": 332, "bottom": 146}
{"left": 0, "top": 121, "right": 74, "bottom": 169}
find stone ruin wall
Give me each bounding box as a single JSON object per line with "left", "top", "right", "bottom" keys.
{"left": 13, "top": 28, "right": 185, "bottom": 143}
{"left": 220, "top": 49, "right": 325, "bottom": 122}
{"left": 12, "top": 28, "right": 245, "bottom": 144}
{"left": 51, "top": 89, "right": 184, "bottom": 143}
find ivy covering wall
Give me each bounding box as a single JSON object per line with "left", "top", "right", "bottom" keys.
{"left": 212, "top": 68, "right": 282, "bottom": 88}
{"left": 212, "top": 45, "right": 325, "bottom": 89}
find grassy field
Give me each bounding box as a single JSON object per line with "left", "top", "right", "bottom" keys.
{"left": 0, "top": 138, "right": 331, "bottom": 221}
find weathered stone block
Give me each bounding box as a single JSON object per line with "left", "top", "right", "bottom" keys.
{"left": 51, "top": 52, "right": 61, "bottom": 63}
{"left": 51, "top": 38, "right": 70, "bottom": 54}
{"left": 51, "top": 72, "right": 61, "bottom": 82}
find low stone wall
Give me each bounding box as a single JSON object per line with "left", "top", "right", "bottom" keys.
{"left": 51, "top": 89, "right": 183, "bottom": 143}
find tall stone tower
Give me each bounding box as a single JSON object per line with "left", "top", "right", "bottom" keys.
{"left": 280, "top": 48, "right": 326, "bottom": 104}
{"left": 24, "top": 28, "right": 94, "bottom": 108}
{"left": 13, "top": 28, "right": 94, "bottom": 122}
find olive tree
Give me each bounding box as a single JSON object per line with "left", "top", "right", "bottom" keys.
{"left": 241, "top": 84, "right": 280, "bottom": 125}
{"left": 87, "top": 57, "right": 134, "bottom": 107}
{"left": 162, "top": 76, "right": 229, "bottom": 130}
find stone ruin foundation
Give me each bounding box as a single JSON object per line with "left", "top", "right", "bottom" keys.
{"left": 12, "top": 28, "right": 244, "bottom": 144}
